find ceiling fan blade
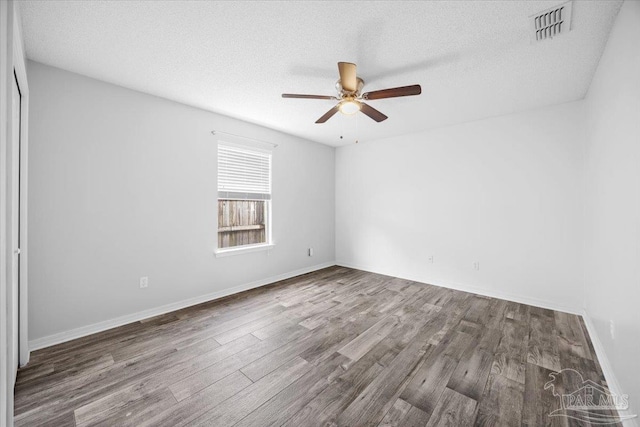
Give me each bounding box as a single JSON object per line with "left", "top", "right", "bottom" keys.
{"left": 338, "top": 62, "right": 357, "bottom": 92}
{"left": 315, "top": 105, "right": 340, "bottom": 124}
{"left": 282, "top": 93, "right": 336, "bottom": 100}
{"left": 363, "top": 84, "right": 422, "bottom": 100}
{"left": 360, "top": 103, "right": 388, "bottom": 122}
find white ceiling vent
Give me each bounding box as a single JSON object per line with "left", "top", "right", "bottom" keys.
{"left": 531, "top": 1, "right": 573, "bottom": 41}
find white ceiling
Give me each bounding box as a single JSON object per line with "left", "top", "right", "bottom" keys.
{"left": 19, "top": 1, "right": 622, "bottom": 147}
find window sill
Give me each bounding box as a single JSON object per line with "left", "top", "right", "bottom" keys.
{"left": 214, "top": 243, "right": 275, "bottom": 258}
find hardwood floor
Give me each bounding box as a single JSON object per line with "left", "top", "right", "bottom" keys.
{"left": 14, "top": 267, "right": 617, "bottom": 426}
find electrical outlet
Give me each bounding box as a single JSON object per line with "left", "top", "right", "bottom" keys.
{"left": 473, "top": 261, "right": 480, "bottom": 271}
{"left": 610, "top": 320, "right": 615, "bottom": 340}
{"left": 139, "top": 276, "right": 149, "bottom": 289}
{"left": 428, "top": 255, "right": 434, "bottom": 264}
{"left": 308, "top": 248, "right": 314, "bottom": 257}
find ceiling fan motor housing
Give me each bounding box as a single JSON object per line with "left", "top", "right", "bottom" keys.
{"left": 336, "top": 78, "right": 365, "bottom": 98}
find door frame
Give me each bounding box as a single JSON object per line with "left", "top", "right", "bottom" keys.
{"left": 12, "top": 1, "right": 29, "bottom": 368}
{"left": 0, "top": 2, "right": 8, "bottom": 422}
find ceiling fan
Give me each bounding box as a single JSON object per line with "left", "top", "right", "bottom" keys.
{"left": 282, "top": 62, "right": 422, "bottom": 124}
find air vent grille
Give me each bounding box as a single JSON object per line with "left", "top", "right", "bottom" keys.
{"left": 532, "top": 1, "right": 572, "bottom": 41}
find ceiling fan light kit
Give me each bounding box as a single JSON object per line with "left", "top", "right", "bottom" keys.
{"left": 339, "top": 99, "right": 361, "bottom": 115}
{"left": 282, "top": 61, "right": 421, "bottom": 124}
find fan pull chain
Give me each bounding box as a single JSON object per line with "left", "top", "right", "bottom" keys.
{"left": 355, "top": 112, "right": 359, "bottom": 144}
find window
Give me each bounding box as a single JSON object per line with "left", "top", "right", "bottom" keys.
{"left": 217, "top": 141, "right": 272, "bottom": 251}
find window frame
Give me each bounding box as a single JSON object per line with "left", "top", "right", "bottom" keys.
{"left": 214, "top": 139, "right": 274, "bottom": 257}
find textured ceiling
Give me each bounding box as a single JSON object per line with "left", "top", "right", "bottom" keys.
{"left": 19, "top": 1, "right": 622, "bottom": 147}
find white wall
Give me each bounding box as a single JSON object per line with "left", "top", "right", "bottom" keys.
{"left": 336, "top": 101, "right": 586, "bottom": 312}
{"left": 583, "top": 0, "right": 640, "bottom": 418}
{"left": 27, "top": 61, "right": 335, "bottom": 344}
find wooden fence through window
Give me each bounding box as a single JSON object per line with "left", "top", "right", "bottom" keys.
{"left": 218, "top": 199, "right": 266, "bottom": 248}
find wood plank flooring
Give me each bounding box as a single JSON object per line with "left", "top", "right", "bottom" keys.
{"left": 14, "top": 267, "right": 617, "bottom": 426}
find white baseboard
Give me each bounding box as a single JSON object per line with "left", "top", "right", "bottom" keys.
{"left": 29, "top": 261, "right": 336, "bottom": 351}
{"left": 336, "top": 261, "right": 583, "bottom": 315}
{"left": 581, "top": 311, "right": 639, "bottom": 427}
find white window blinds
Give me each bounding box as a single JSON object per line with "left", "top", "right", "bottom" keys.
{"left": 218, "top": 142, "right": 272, "bottom": 200}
